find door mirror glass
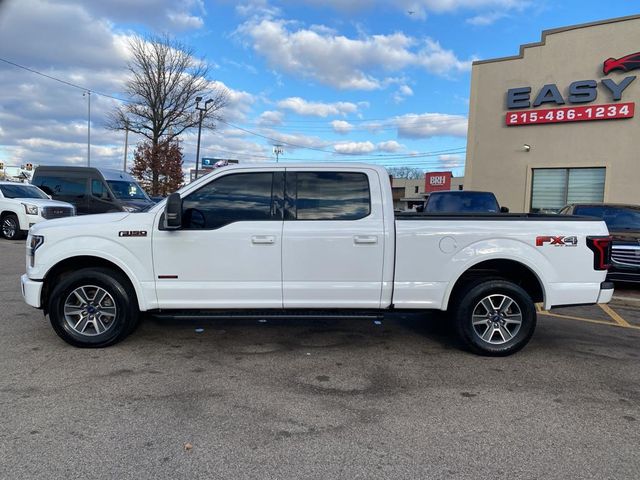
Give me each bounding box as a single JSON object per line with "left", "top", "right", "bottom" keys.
{"left": 164, "top": 192, "right": 182, "bottom": 229}
{"left": 500, "top": 206, "right": 510, "bottom": 213}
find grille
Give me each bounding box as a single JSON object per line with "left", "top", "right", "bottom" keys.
{"left": 42, "top": 206, "right": 74, "bottom": 219}
{"left": 611, "top": 246, "right": 640, "bottom": 267}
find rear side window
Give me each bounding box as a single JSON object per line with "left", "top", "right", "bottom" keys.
{"left": 34, "top": 175, "right": 87, "bottom": 197}
{"left": 182, "top": 172, "right": 275, "bottom": 229}
{"left": 286, "top": 172, "right": 371, "bottom": 220}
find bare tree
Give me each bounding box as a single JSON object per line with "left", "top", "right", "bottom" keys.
{"left": 386, "top": 166, "right": 425, "bottom": 179}
{"left": 110, "top": 34, "right": 227, "bottom": 193}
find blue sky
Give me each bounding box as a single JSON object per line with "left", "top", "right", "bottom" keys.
{"left": 0, "top": 0, "right": 639, "bottom": 178}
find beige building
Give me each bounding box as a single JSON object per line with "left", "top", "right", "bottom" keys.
{"left": 465, "top": 15, "right": 640, "bottom": 213}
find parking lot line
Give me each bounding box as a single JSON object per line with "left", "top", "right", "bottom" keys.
{"left": 535, "top": 303, "right": 640, "bottom": 330}
{"left": 598, "top": 304, "right": 632, "bottom": 327}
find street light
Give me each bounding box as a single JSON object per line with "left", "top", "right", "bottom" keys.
{"left": 194, "top": 97, "right": 214, "bottom": 180}
{"left": 273, "top": 144, "right": 284, "bottom": 163}
{"left": 82, "top": 90, "right": 91, "bottom": 166}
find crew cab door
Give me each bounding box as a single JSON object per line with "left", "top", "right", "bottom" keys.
{"left": 152, "top": 169, "right": 284, "bottom": 309}
{"left": 282, "top": 169, "right": 386, "bottom": 308}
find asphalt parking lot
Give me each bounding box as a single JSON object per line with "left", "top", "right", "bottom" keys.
{"left": 1, "top": 240, "right": 639, "bottom": 480}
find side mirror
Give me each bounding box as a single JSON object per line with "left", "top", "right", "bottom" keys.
{"left": 163, "top": 192, "right": 182, "bottom": 229}
{"left": 500, "top": 206, "right": 510, "bottom": 213}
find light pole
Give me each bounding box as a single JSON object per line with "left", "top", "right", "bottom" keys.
{"left": 273, "top": 144, "right": 284, "bottom": 163}
{"left": 123, "top": 120, "right": 129, "bottom": 172}
{"left": 194, "top": 97, "right": 213, "bottom": 180}
{"left": 83, "top": 90, "right": 91, "bottom": 166}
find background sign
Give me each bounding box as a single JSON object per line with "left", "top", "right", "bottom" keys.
{"left": 425, "top": 171, "right": 452, "bottom": 192}
{"left": 506, "top": 102, "right": 634, "bottom": 126}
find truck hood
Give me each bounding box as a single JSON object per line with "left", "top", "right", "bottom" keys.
{"left": 13, "top": 198, "right": 74, "bottom": 208}
{"left": 31, "top": 212, "right": 130, "bottom": 234}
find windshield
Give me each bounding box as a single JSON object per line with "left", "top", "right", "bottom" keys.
{"left": 106, "top": 180, "right": 149, "bottom": 201}
{"left": 0, "top": 184, "right": 49, "bottom": 199}
{"left": 574, "top": 205, "right": 640, "bottom": 231}
{"left": 425, "top": 192, "right": 500, "bottom": 213}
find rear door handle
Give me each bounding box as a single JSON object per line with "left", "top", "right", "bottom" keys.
{"left": 251, "top": 235, "right": 276, "bottom": 245}
{"left": 354, "top": 235, "right": 378, "bottom": 245}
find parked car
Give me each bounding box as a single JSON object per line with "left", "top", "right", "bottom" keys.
{"left": 420, "top": 190, "right": 509, "bottom": 213}
{"left": 21, "top": 163, "right": 612, "bottom": 356}
{"left": 31, "top": 166, "right": 154, "bottom": 215}
{"left": 0, "top": 181, "right": 75, "bottom": 240}
{"left": 560, "top": 203, "right": 640, "bottom": 283}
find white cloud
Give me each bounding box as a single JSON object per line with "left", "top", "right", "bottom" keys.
{"left": 396, "top": 113, "right": 468, "bottom": 138}
{"left": 209, "top": 81, "right": 255, "bottom": 122}
{"left": 377, "top": 140, "right": 404, "bottom": 152}
{"left": 261, "top": 129, "right": 330, "bottom": 151}
{"left": 277, "top": 97, "right": 359, "bottom": 117}
{"left": 257, "top": 110, "right": 285, "bottom": 126}
{"left": 331, "top": 120, "right": 354, "bottom": 134}
{"left": 465, "top": 10, "right": 507, "bottom": 25}
{"left": 334, "top": 141, "right": 376, "bottom": 154}
{"left": 393, "top": 84, "right": 414, "bottom": 103}
{"left": 237, "top": 18, "right": 471, "bottom": 90}
{"left": 438, "top": 153, "right": 465, "bottom": 167}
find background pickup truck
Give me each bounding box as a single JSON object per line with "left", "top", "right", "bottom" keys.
{"left": 21, "top": 164, "right": 613, "bottom": 356}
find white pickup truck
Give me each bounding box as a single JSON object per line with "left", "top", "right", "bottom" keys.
{"left": 21, "top": 163, "right": 614, "bottom": 355}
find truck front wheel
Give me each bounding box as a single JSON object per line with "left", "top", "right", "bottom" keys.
{"left": 452, "top": 279, "right": 536, "bottom": 356}
{"left": 47, "top": 268, "right": 139, "bottom": 348}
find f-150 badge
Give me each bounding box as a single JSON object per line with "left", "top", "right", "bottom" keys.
{"left": 119, "top": 230, "right": 147, "bottom": 237}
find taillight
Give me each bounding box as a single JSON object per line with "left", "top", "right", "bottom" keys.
{"left": 586, "top": 236, "right": 612, "bottom": 271}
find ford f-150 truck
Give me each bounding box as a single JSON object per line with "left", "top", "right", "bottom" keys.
{"left": 20, "top": 164, "right": 614, "bottom": 355}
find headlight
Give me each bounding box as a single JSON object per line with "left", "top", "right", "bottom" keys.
{"left": 28, "top": 235, "right": 44, "bottom": 267}
{"left": 122, "top": 205, "right": 139, "bottom": 212}
{"left": 23, "top": 203, "right": 38, "bottom": 215}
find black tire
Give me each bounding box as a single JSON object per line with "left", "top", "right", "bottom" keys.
{"left": 451, "top": 279, "right": 536, "bottom": 356}
{"left": 48, "top": 267, "right": 139, "bottom": 347}
{"left": 2, "top": 213, "right": 25, "bottom": 240}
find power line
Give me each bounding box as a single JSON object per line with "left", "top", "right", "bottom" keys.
{"left": 1, "top": 56, "right": 467, "bottom": 164}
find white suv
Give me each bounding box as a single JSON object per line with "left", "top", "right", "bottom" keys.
{"left": 0, "top": 181, "right": 75, "bottom": 240}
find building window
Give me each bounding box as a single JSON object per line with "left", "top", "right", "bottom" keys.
{"left": 414, "top": 186, "right": 419, "bottom": 194}
{"left": 530, "top": 167, "right": 605, "bottom": 213}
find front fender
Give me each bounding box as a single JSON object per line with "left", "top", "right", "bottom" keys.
{"left": 32, "top": 235, "right": 157, "bottom": 311}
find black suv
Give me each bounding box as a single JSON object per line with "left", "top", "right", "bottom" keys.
{"left": 560, "top": 204, "right": 640, "bottom": 283}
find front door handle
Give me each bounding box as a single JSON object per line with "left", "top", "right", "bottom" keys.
{"left": 354, "top": 235, "right": 378, "bottom": 245}
{"left": 251, "top": 235, "right": 276, "bottom": 245}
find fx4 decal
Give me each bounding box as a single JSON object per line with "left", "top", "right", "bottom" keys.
{"left": 536, "top": 236, "right": 578, "bottom": 247}
{"left": 119, "top": 230, "right": 148, "bottom": 237}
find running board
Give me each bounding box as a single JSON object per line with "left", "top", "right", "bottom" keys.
{"left": 150, "top": 309, "right": 384, "bottom": 321}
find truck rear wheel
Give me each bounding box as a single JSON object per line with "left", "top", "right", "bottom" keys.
{"left": 47, "top": 268, "right": 139, "bottom": 348}
{"left": 451, "top": 279, "right": 536, "bottom": 356}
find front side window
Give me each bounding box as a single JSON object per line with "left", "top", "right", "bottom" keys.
{"left": 92, "top": 179, "right": 105, "bottom": 197}
{"left": 286, "top": 172, "right": 371, "bottom": 221}
{"left": 182, "top": 172, "right": 275, "bottom": 229}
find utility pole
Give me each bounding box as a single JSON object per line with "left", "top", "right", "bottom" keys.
{"left": 123, "top": 121, "right": 129, "bottom": 172}
{"left": 194, "top": 97, "right": 214, "bottom": 180}
{"left": 83, "top": 90, "right": 91, "bottom": 166}
{"left": 273, "top": 144, "right": 284, "bottom": 163}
